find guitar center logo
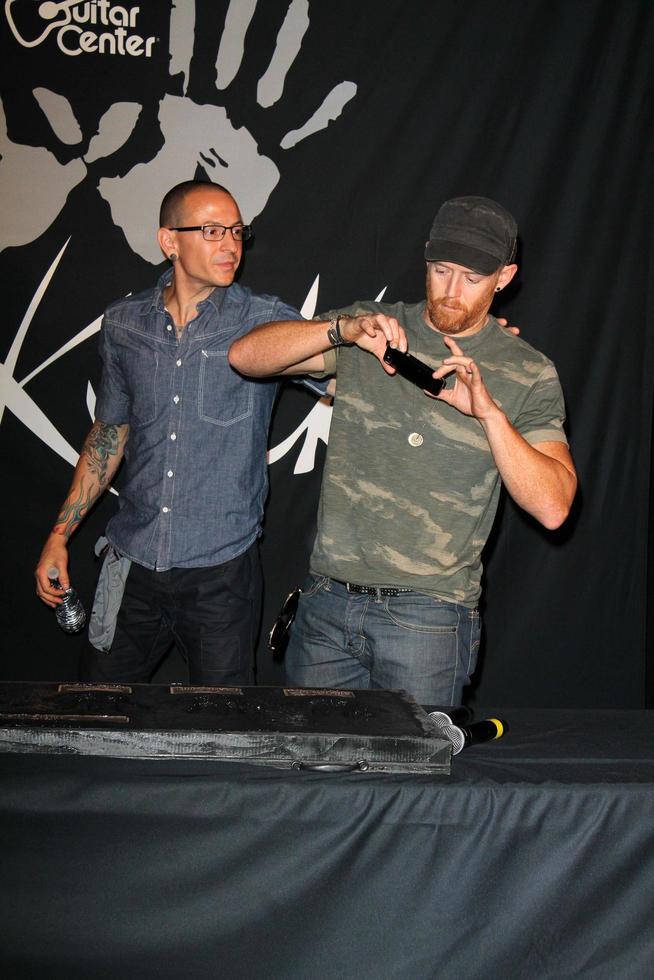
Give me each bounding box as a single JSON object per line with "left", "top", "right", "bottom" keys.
{"left": 5, "top": 0, "right": 158, "bottom": 58}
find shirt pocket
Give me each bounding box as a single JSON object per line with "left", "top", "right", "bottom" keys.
{"left": 198, "top": 349, "right": 253, "bottom": 426}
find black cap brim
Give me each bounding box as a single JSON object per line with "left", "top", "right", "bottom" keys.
{"left": 424, "top": 239, "right": 503, "bottom": 275}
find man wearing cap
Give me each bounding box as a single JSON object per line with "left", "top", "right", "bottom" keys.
{"left": 229, "top": 196, "right": 577, "bottom": 706}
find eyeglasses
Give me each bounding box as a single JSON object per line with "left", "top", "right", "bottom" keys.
{"left": 168, "top": 223, "right": 253, "bottom": 242}
{"left": 268, "top": 587, "right": 301, "bottom": 653}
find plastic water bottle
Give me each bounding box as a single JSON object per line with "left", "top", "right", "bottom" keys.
{"left": 48, "top": 566, "right": 86, "bottom": 634}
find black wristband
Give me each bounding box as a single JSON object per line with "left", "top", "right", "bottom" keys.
{"left": 326, "top": 314, "right": 352, "bottom": 347}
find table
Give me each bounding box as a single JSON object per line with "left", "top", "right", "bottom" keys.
{"left": 1, "top": 709, "right": 653, "bottom": 979}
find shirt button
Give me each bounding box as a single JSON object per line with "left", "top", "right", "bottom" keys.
{"left": 176, "top": 359, "right": 182, "bottom": 367}
{"left": 166, "top": 324, "right": 172, "bottom": 332}
{"left": 408, "top": 432, "right": 424, "bottom": 447}
{"left": 170, "top": 433, "right": 177, "bottom": 441}
{"left": 173, "top": 395, "right": 180, "bottom": 404}
{"left": 167, "top": 470, "right": 173, "bottom": 478}
{"left": 162, "top": 507, "right": 169, "bottom": 513}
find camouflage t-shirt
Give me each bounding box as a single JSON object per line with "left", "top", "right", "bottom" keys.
{"left": 310, "top": 300, "right": 568, "bottom": 606}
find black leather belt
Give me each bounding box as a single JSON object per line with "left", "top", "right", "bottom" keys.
{"left": 343, "top": 582, "right": 413, "bottom": 597}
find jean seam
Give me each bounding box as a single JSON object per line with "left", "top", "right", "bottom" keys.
{"left": 446, "top": 606, "right": 462, "bottom": 703}
{"left": 387, "top": 624, "right": 457, "bottom": 635}
{"left": 304, "top": 574, "right": 329, "bottom": 599}
{"left": 344, "top": 594, "right": 368, "bottom": 663}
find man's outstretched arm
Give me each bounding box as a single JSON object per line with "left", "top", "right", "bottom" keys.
{"left": 228, "top": 313, "right": 408, "bottom": 377}
{"left": 35, "top": 420, "right": 129, "bottom": 606}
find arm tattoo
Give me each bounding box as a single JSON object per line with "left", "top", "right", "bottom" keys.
{"left": 53, "top": 422, "right": 127, "bottom": 539}
{"left": 54, "top": 478, "right": 96, "bottom": 540}
{"left": 82, "top": 421, "right": 124, "bottom": 486}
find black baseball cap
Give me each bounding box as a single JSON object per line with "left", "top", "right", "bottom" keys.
{"left": 425, "top": 196, "right": 517, "bottom": 274}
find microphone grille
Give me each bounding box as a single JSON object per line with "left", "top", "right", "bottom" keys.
{"left": 440, "top": 723, "right": 466, "bottom": 755}
{"left": 427, "top": 712, "right": 466, "bottom": 755}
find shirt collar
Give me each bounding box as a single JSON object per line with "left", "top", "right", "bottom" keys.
{"left": 150, "top": 268, "right": 173, "bottom": 312}
{"left": 149, "top": 268, "right": 230, "bottom": 318}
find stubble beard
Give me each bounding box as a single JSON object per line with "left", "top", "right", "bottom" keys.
{"left": 426, "top": 299, "right": 471, "bottom": 335}
{"left": 425, "top": 275, "right": 495, "bottom": 336}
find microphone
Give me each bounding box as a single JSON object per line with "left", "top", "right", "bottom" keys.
{"left": 427, "top": 706, "right": 473, "bottom": 727}
{"left": 428, "top": 711, "right": 507, "bottom": 755}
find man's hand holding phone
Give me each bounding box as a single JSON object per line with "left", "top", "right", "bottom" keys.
{"left": 383, "top": 344, "right": 445, "bottom": 396}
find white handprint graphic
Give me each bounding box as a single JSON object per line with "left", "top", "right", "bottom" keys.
{"left": 99, "top": 95, "right": 281, "bottom": 263}
{"left": 100, "top": 0, "right": 356, "bottom": 263}
{"left": 0, "top": 96, "right": 85, "bottom": 250}
{"left": 0, "top": 92, "right": 141, "bottom": 251}
{"left": 2, "top": 1, "right": 356, "bottom": 260}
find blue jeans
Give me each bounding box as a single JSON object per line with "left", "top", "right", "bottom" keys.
{"left": 284, "top": 576, "right": 481, "bottom": 707}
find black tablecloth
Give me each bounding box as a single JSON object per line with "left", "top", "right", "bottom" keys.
{"left": 1, "top": 709, "right": 653, "bottom": 979}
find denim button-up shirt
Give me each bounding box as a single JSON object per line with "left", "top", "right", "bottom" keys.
{"left": 95, "top": 270, "right": 306, "bottom": 570}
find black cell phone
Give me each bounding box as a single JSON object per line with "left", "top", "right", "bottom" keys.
{"left": 383, "top": 343, "right": 444, "bottom": 396}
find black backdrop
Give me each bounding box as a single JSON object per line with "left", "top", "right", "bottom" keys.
{"left": 1, "top": 0, "right": 652, "bottom": 707}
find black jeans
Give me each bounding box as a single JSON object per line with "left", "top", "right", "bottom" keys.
{"left": 80, "top": 543, "right": 262, "bottom": 685}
